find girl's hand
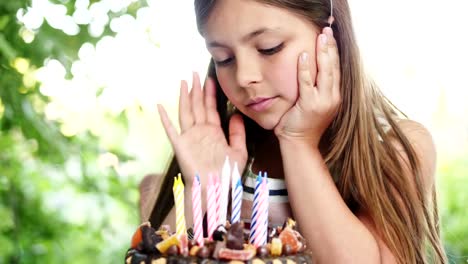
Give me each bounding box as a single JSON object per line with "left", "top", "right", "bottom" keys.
{"left": 157, "top": 72, "right": 248, "bottom": 186}
{"left": 274, "top": 27, "right": 341, "bottom": 147}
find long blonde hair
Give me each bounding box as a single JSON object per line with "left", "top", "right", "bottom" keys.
{"left": 150, "top": 0, "right": 447, "bottom": 263}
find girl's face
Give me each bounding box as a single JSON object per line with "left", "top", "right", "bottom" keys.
{"left": 204, "top": 0, "right": 320, "bottom": 130}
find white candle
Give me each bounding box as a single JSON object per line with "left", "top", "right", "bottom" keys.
{"left": 218, "top": 156, "right": 231, "bottom": 226}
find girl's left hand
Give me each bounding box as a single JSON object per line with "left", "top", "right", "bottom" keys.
{"left": 274, "top": 27, "right": 341, "bottom": 147}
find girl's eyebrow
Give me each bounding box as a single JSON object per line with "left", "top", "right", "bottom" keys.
{"left": 207, "top": 27, "right": 281, "bottom": 48}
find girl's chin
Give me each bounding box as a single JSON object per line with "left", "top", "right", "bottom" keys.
{"left": 251, "top": 115, "right": 281, "bottom": 131}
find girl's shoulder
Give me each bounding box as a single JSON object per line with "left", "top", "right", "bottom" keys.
{"left": 389, "top": 118, "right": 435, "bottom": 148}
{"left": 139, "top": 174, "right": 177, "bottom": 226}
{"left": 139, "top": 174, "right": 163, "bottom": 222}
{"left": 388, "top": 119, "right": 437, "bottom": 194}
{"left": 376, "top": 113, "right": 432, "bottom": 144}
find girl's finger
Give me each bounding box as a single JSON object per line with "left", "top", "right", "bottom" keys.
{"left": 297, "top": 51, "right": 317, "bottom": 102}
{"left": 228, "top": 114, "right": 247, "bottom": 154}
{"left": 204, "top": 77, "right": 221, "bottom": 125}
{"left": 179, "top": 80, "right": 194, "bottom": 132}
{"left": 158, "top": 104, "right": 179, "bottom": 147}
{"left": 191, "top": 72, "right": 207, "bottom": 124}
{"left": 316, "top": 33, "right": 333, "bottom": 98}
{"left": 323, "top": 27, "right": 341, "bottom": 101}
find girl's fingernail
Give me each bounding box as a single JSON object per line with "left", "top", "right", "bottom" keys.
{"left": 320, "top": 34, "right": 328, "bottom": 44}
{"left": 325, "top": 27, "right": 333, "bottom": 37}
{"left": 300, "top": 52, "right": 309, "bottom": 64}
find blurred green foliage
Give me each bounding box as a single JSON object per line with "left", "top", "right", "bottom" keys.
{"left": 0, "top": 0, "right": 467, "bottom": 264}
{"left": 0, "top": 0, "right": 145, "bottom": 263}
{"left": 439, "top": 154, "right": 468, "bottom": 264}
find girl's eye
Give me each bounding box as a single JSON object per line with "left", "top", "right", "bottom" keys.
{"left": 259, "top": 43, "right": 284, "bottom": 55}
{"left": 214, "top": 57, "right": 234, "bottom": 67}
{"left": 213, "top": 43, "right": 284, "bottom": 67}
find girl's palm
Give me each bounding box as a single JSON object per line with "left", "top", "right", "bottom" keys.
{"left": 157, "top": 73, "right": 248, "bottom": 186}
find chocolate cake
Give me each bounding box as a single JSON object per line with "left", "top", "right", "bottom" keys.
{"left": 125, "top": 218, "right": 312, "bottom": 264}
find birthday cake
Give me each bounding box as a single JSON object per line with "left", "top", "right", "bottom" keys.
{"left": 128, "top": 159, "right": 311, "bottom": 263}
{"left": 125, "top": 218, "right": 312, "bottom": 264}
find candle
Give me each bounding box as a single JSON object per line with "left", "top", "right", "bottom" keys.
{"left": 250, "top": 173, "right": 269, "bottom": 247}
{"left": 256, "top": 175, "right": 269, "bottom": 247}
{"left": 231, "top": 162, "right": 243, "bottom": 224}
{"left": 173, "top": 173, "right": 186, "bottom": 236}
{"left": 214, "top": 172, "right": 221, "bottom": 225}
{"left": 249, "top": 173, "right": 262, "bottom": 245}
{"left": 261, "top": 172, "right": 269, "bottom": 245}
{"left": 192, "top": 174, "right": 204, "bottom": 246}
{"left": 218, "top": 156, "right": 231, "bottom": 226}
{"left": 207, "top": 173, "right": 217, "bottom": 240}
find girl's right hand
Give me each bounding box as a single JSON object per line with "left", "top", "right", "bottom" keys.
{"left": 157, "top": 72, "right": 248, "bottom": 187}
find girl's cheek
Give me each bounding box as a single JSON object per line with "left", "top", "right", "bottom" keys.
{"left": 270, "top": 51, "right": 318, "bottom": 102}
{"left": 216, "top": 72, "right": 228, "bottom": 94}
{"left": 269, "top": 54, "right": 300, "bottom": 101}
{"left": 217, "top": 71, "right": 239, "bottom": 105}
{"left": 279, "top": 67, "right": 299, "bottom": 101}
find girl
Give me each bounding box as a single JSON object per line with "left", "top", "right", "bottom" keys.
{"left": 141, "top": 0, "right": 447, "bottom": 263}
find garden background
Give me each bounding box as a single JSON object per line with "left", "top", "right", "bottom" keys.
{"left": 0, "top": 0, "right": 467, "bottom": 263}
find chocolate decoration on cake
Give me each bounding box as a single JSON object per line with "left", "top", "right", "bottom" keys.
{"left": 141, "top": 225, "right": 162, "bottom": 253}
{"left": 226, "top": 222, "right": 244, "bottom": 250}
{"left": 197, "top": 246, "right": 210, "bottom": 259}
{"left": 212, "top": 225, "right": 227, "bottom": 242}
{"left": 283, "top": 244, "right": 293, "bottom": 256}
{"left": 256, "top": 245, "right": 269, "bottom": 257}
{"left": 166, "top": 245, "right": 179, "bottom": 256}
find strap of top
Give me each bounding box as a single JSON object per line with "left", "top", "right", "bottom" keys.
{"left": 242, "top": 169, "right": 289, "bottom": 203}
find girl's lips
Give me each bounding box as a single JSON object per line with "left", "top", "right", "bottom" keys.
{"left": 247, "top": 97, "right": 277, "bottom": 112}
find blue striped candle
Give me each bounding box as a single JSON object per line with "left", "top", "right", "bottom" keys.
{"left": 249, "top": 172, "right": 262, "bottom": 244}
{"left": 231, "top": 162, "right": 243, "bottom": 224}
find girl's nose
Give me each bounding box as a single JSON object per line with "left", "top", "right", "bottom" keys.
{"left": 236, "top": 57, "right": 263, "bottom": 88}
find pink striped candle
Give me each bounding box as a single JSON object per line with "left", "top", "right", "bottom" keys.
{"left": 214, "top": 173, "right": 221, "bottom": 225}
{"left": 261, "top": 174, "right": 269, "bottom": 245}
{"left": 262, "top": 172, "right": 269, "bottom": 244}
{"left": 192, "top": 174, "right": 204, "bottom": 247}
{"left": 207, "top": 173, "right": 217, "bottom": 240}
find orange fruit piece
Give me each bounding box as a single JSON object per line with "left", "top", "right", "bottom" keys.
{"left": 131, "top": 227, "right": 142, "bottom": 249}
{"left": 189, "top": 245, "right": 200, "bottom": 256}
{"left": 278, "top": 227, "right": 301, "bottom": 253}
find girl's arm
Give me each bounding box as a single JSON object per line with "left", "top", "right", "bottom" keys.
{"left": 274, "top": 26, "right": 379, "bottom": 262}
{"left": 279, "top": 137, "right": 381, "bottom": 263}
{"left": 139, "top": 174, "right": 177, "bottom": 226}
{"left": 139, "top": 174, "right": 161, "bottom": 222}
{"left": 279, "top": 120, "right": 436, "bottom": 264}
